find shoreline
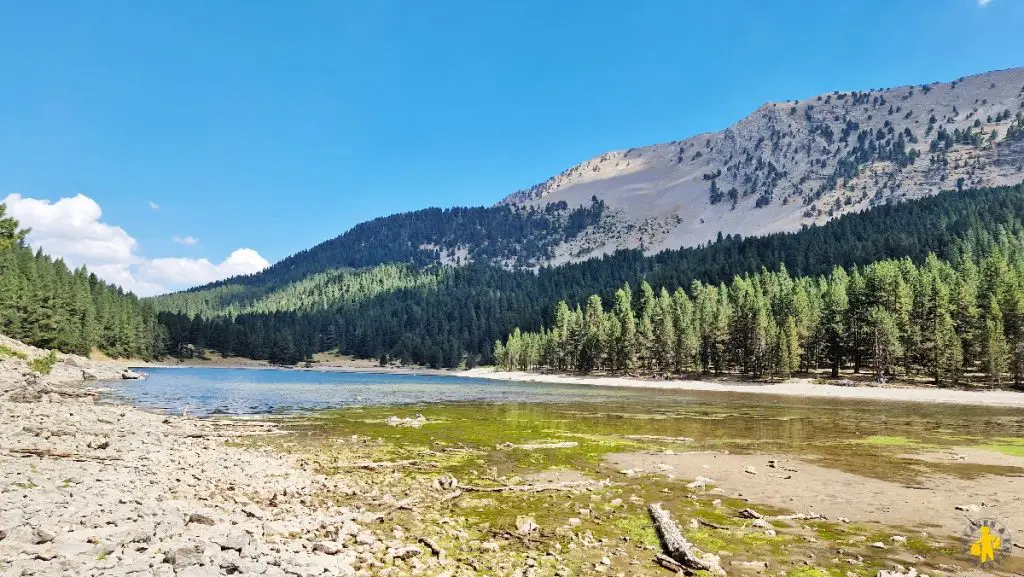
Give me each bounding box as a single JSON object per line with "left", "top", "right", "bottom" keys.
{"left": 461, "top": 367, "right": 1024, "bottom": 408}
{"left": 141, "top": 358, "right": 1024, "bottom": 408}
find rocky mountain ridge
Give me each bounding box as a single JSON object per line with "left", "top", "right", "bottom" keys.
{"left": 502, "top": 67, "right": 1024, "bottom": 263}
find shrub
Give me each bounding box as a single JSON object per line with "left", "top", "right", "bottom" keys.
{"left": 30, "top": 350, "right": 59, "bottom": 375}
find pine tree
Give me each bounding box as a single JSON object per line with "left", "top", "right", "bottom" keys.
{"left": 612, "top": 285, "right": 637, "bottom": 372}
{"left": 637, "top": 281, "right": 656, "bottom": 371}
{"left": 867, "top": 306, "right": 902, "bottom": 381}
{"left": 653, "top": 288, "right": 676, "bottom": 374}
{"left": 981, "top": 299, "right": 1009, "bottom": 386}
{"left": 672, "top": 288, "right": 698, "bottom": 373}
{"left": 821, "top": 268, "right": 849, "bottom": 378}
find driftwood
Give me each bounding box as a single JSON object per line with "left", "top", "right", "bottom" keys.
{"left": 648, "top": 503, "right": 726, "bottom": 576}
{"left": 655, "top": 553, "right": 687, "bottom": 573}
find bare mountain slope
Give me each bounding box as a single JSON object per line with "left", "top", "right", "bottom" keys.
{"left": 502, "top": 67, "right": 1024, "bottom": 263}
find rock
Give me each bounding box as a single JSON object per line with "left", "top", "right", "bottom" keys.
{"left": 872, "top": 542, "right": 888, "bottom": 549}
{"left": 81, "top": 370, "right": 98, "bottom": 381}
{"left": 567, "top": 518, "right": 582, "bottom": 527}
{"left": 752, "top": 519, "right": 772, "bottom": 529}
{"left": 187, "top": 512, "right": 217, "bottom": 526}
{"left": 432, "top": 474, "right": 459, "bottom": 491}
{"left": 164, "top": 544, "right": 205, "bottom": 569}
{"left": 33, "top": 547, "right": 58, "bottom": 561}
{"left": 516, "top": 516, "right": 539, "bottom": 535}
{"left": 954, "top": 504, "right": 980, "bottom": 513}
{"left": 890, "top": 535, "right": 907, "bottom": 544}
{"left": 738, "top": 508, "right": 763, "bottom": 519}
{"left": 389, "top": 546, "right": 422, "bottom": 560}
{"left": 33, "top": 526, "right": 56, "bottom": 544}
{"left": 686, "top": 476, "right": 714, "bottom": 490}
{"left": 744, "top": 466, "right": 758, "bottom": 475}
{"left": 178, "top": 565, "right": 220, "bottom": 577}
{"left": 263, "top": 521, "right": 289, "bottom": 537}
{"left": 355, "top": 531, "right": 376, "bottom": 545}
{"left": 212, "top": 530, "right": 248, "bottom": 552}
{"left": 121, "top": 369, "right": 144, "bottom": 380}
{"left": 313, "top": 541, "right": 341, "bottom": 555}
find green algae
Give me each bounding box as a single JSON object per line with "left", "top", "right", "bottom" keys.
{"left": 256, "top": 396, "right": 1024, "bottom": 577}
{"left": 975, "top": 436, "right": 1024, "bottom": 457}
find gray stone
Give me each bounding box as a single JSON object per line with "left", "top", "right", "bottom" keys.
{"left": 187, "top": 512, "right": 216, "bottom": 526}
{"left": 211, "top": 530, "right": 248, "bottom": 552}
{"left": 163, "top": 544, "right": 204, "bottom": 569}
{"left": 389, "top": 546, "right": 422, "bottom": 560}
{"left": 33, "top": 526, "right": 56, "bottom": 544}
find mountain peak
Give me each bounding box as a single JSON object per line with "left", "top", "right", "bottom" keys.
{"left": 501, "top": 66, "right": 1024, "bottom": 264}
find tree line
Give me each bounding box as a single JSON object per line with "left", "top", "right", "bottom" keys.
{"left": 495, "top": 245, "right": 1024, "bottom": 388}
{"left": 0, "top": 204, "right": 166, "bottom": 359}
{"left": 155, "top": 185, "right": 1024, "bottom": 371}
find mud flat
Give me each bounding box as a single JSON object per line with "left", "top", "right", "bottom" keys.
{"left": 464, "top": 368, "right": 1024, "bottom": 408}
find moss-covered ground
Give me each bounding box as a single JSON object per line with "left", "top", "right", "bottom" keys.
{"left": 244, "top": 398, "right": 1024, "bottom": 577}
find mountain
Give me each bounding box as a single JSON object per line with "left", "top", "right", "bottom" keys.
{"left": 149, "top": 66, "right": 1024, "bottom": 368}
{"left": 502, "top": 67, "right": 1024, "bottom": 263}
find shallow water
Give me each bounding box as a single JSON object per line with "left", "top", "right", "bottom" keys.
{"left": 103, "top": 366, "right": 713, "bottom": 415}
{"left": 104, "top": 368, "right": 1024, "bottom": 461}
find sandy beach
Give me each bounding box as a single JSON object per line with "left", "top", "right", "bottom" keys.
{"left": 462, "top": 368, "right": 1024, "bottom": 408}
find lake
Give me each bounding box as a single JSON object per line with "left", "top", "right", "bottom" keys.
{"left": 102, "top": 366, "right": 726, "bottom": 416}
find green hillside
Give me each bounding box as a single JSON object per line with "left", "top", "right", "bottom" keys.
{"left": 154, "top": 184, "right": 1024, "bottom": 372}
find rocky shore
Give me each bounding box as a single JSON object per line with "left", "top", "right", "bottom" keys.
{"left": 0, "top": 337, "right": 435, "bottom": 577}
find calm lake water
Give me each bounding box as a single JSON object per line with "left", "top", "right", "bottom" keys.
{"left": 102, "top": 367, "right": 717, "bottom": 416}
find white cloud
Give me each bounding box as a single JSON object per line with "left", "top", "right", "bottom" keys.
{"left": 3, "top": 193, "right": 137, "bottom": 265}
{"left": 978, "top": 0, "right": 992, "bottom": 6}
{"left": 148, "top": 201, "right": 160, "bottom": 210}
{"left": 172, "top": 235, "right": 199, "bottom": 246}
{"left": 2, "top": 193, "right": 269, "bottom": 297}
{"left": 141, "top": 249, "right": 270, "bottom": 286}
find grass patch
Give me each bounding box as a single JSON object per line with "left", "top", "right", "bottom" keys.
{"left": 0, "top": 344, "right": 28, "bottom": 359}
{"left": 609, "top": 512, "right": 660, "bottom": 547}
{"left": 975, "top": 437, "right": 1024, "bottom": 457}
{"left": 30, "top": 350, "right": 58, "bottom": 375}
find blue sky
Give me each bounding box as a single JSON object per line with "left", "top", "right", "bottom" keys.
{"left": 1, "top": 0, "right": 1022, "bottom": 294}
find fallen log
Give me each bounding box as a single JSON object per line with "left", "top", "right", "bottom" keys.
{"left": 648, "top": 503, "right": 726, "bottom": 576}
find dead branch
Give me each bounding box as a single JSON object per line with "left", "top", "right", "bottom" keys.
{"left": 648, "top": 503, "right": 726, "bottom": 576}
